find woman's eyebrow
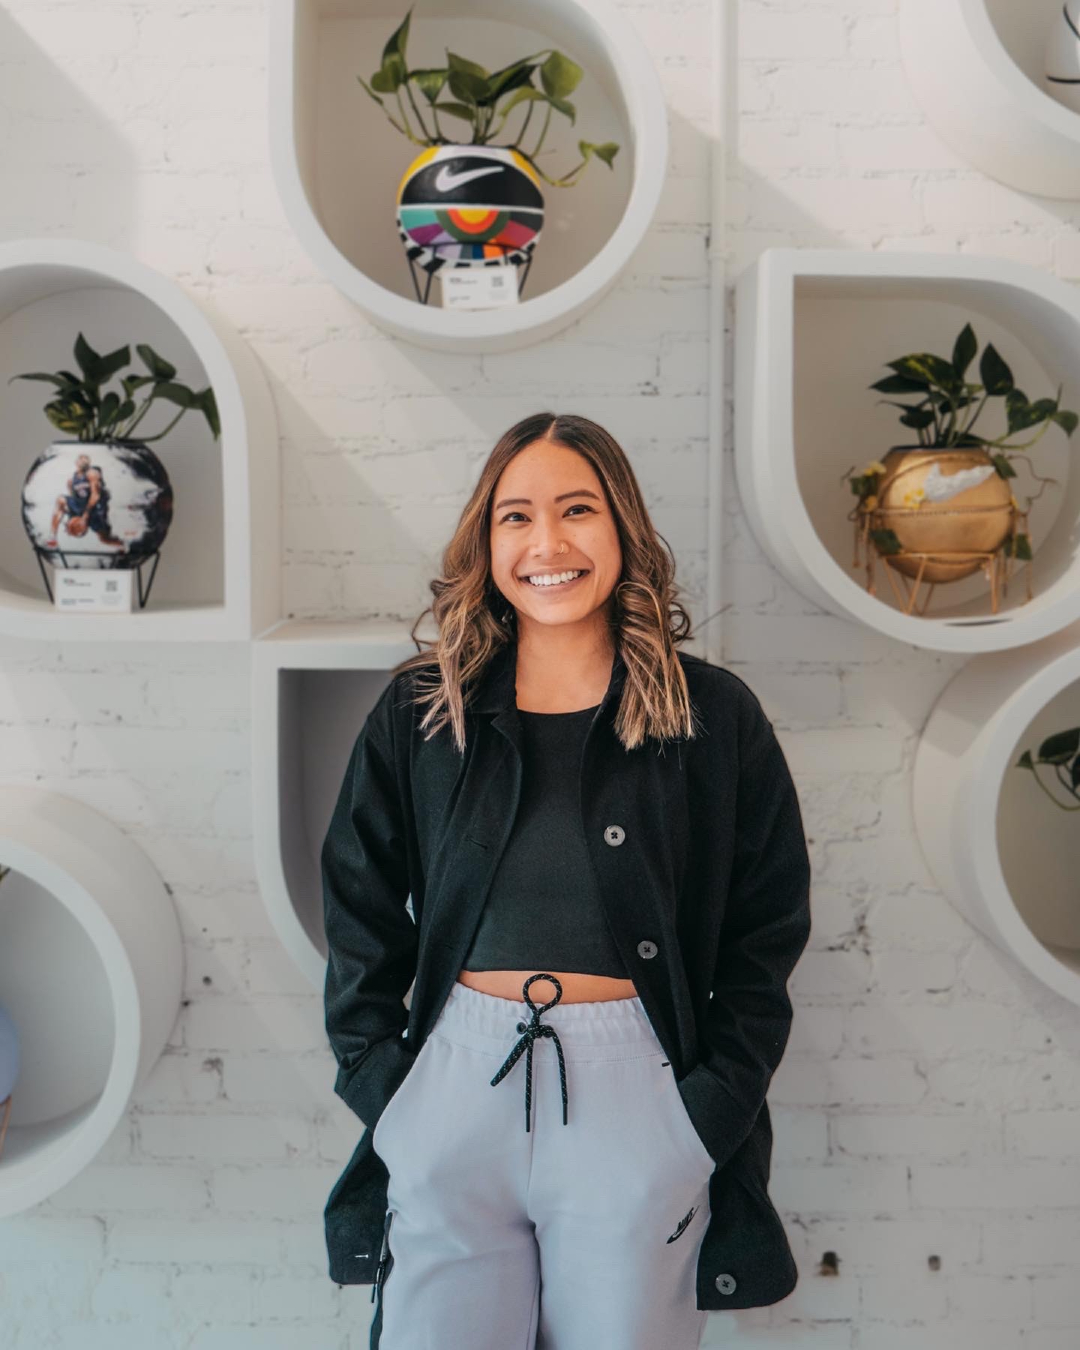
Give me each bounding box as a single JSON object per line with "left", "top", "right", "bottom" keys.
{"left": 494, "top": 489, "right": 601, "bottom": 511}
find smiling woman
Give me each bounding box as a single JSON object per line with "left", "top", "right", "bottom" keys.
{"left": 320, "top": 411, "right": 812, "bottom": 1344}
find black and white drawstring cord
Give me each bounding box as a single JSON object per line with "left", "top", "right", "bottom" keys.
{"left": 489, "top": 972, "right": 569, "bottom": 1133}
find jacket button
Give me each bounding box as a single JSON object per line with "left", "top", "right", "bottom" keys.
{"left": 715, "top": 1273, "right": 737, "bottom": 1295}
{"left": 604, "top": 825, "right": 625, "bottom": 846}
{"left": 637, "top": 939, "right": 657, "bottom": 959}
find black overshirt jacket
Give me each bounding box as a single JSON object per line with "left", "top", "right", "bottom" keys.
{"left": 321, "top": 637, "right": 813, "bottom": 1311}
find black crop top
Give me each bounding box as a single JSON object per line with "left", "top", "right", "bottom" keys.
{"left": 461, "top": 703, "right": 629, "bottom": 978}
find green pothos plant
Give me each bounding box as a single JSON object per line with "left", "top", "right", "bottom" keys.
{"left": 358, "top": 6, "right": 619, "bottom": 187}
{"left": 10, "top": 332, "right": 220, "bottom": 444}
{"left": 1016, "top": 726, "right": 1080, "bottom": 811}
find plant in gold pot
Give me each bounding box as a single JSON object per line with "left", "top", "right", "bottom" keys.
{"left": 845, "top": 322, "right": 1077, "bottom": 616}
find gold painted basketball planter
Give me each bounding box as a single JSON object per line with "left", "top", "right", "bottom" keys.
{"left": 852, "top": 445, "right": 1029, "bottom": 615}
{"left": 395, "top": 144, "right": 544, "bottom": 298}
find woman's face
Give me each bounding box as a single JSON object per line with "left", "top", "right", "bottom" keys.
{"left": 489, "top": 439, "right": 622, "bottom": 636}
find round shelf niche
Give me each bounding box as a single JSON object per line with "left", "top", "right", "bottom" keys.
{"left": 913, "top": 618, "right": 1080, "bottom": 1006}
{"left": 899, "top": 0, "right": 1080, "bottom": 198}
{"left": 268, "top": 0, "right": 668, "bottom": 353}
{"left": 252, "top": 618, "right": 420, "bottom": 986}
{"left": 0, "top": 238, "right": 279, "bottom": 642}
{"left": 0, "top": 788, "right": 182, "bottom": 1215}
{"left": 733, "top": 247, "right": 1080, "bottom": 654}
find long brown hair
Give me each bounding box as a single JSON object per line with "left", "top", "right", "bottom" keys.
{"left": 390, "top": 411, "right": 701, "bottom": 753}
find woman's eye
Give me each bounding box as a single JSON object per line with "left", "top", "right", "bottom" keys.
{"left": 500, "top": 505, "right": 594, "bottom": 524}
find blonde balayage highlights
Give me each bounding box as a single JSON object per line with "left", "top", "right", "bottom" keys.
{"left": 390, "top": 412, "right": 702, "bottom": 754}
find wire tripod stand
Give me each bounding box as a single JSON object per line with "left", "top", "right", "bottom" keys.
{"left": 405, "top": 242, "right": 536, "bottom": 306}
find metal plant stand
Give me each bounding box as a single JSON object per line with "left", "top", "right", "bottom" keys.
{"left": 33, "top": 545, "right": 162, "bottom": 609}
{"left": 406, "top": 245, "right": 535, "bottom": 306}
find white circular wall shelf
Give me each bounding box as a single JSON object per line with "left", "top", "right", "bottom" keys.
{"left": 0, "top": 238, "right": 279, "bottom": 641}
{"left": 268, "top": 0, "right": 668, "bottom": 353}
{"left": 733, "top": 247, "right": 1080, "bottom": 654}
{"left": 913, "top": 618, "right": 1080, "bottom": 1006}
{"left": 899, "top": 0, "right": 1080, "bottom": 197}
{"left": 252, "top": 618, "right": 420, "bottom": 986}
{"left": 0, "top": 787, "right": 182, "bottom": 1215}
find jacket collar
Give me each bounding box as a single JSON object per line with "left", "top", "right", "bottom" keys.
{"left": 468, "top": 635, "right": 627, "bottom": 716}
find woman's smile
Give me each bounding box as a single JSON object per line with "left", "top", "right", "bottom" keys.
{"left": 519, "top": 569, "right": 590, "bottom": 595}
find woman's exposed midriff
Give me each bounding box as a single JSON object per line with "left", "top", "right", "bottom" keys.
{"left": 456, "top": 969, "right": 639, "bottom": 1003}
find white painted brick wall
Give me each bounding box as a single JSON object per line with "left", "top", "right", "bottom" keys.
{"left": 0, "top": 0, "right": 1078, "bottom": 1345}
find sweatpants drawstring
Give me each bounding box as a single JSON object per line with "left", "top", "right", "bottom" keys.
{"left": 489, "top": 973, "right": 569, "bottom": 1132}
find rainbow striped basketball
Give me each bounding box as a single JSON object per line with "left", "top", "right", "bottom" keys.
{"left": 395, "top": 144, "right": 544, "bottom": 275}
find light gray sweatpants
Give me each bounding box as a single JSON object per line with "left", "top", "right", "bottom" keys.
{"left": 369, "top": 974, "right": 713, "bottom": 1350}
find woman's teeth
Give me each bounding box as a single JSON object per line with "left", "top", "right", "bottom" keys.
{"left": 524, "top": 570, "right": 585, "bottom": 588}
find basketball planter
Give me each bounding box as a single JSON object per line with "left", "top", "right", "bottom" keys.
{"left": 361, "top": 5, "right": 618, "bottom": 307}
{"left": 396, "top": 144, "right": 544, "bottom": 296}
{"left": 22, "top": 439, "right": 173, "bottom": 567}
{"left": 11, "top": 331, "right": 219, "bottom": 608}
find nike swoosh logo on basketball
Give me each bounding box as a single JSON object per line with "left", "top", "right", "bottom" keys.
{"left": 434, "top": 164, "right": 504, "bottom": 193}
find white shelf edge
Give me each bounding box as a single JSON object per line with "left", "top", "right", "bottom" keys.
{"left": 733, "top": 246, "right": 1080, "bottom": 654}
{"left": 252, "top": 619, "right": 421, "bottom": 987}
{"left": 268, "top": 0, "right": 669, "bottom": 353}
{"left": 913, "top": 620, "right": 1080, "bottom": 1006}
{"left": 899, "top": 0, "right": 1080, "bottom": 198}
{"left": 0, "top": 237, "right": 279, "bottom": 642}
{"left": 0, "top": 787, "right": 182, "bottom": 1216}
